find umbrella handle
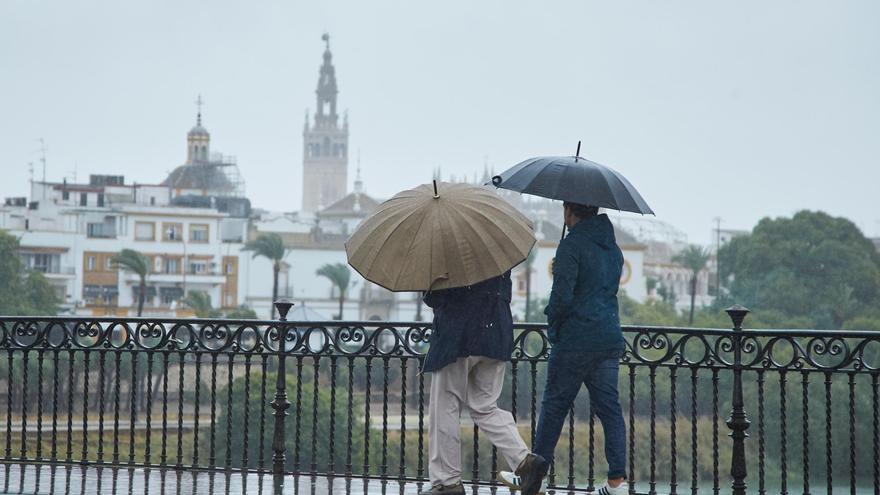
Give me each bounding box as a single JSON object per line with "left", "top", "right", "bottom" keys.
{"left": 560, "top": 223, "right": 566, "bottom": 241}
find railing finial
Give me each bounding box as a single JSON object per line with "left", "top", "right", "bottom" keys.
{"left": 274, "top": 300, "right": 294, "bottom": 321}
{"left": 725, "top": 304, "right": 750, "bottom": 330}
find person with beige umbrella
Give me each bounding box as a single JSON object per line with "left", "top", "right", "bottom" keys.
{"left": 346, "top": 181, "right": 548, "bottom": 495}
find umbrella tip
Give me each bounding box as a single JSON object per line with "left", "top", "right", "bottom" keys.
{"left": 491, "top": 175, "right": 502, "bottom": 186}
{"left": 575, "top": 140, "right": 581, "bottom": 161}
{"left": 432, "top": 179, "right": 439, "bottom": 198}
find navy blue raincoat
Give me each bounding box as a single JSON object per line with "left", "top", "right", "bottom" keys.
{"left": 544, "top": 214, "right": 625, "bottom": 352}
{"left": 421, "top": 272, "right": 514, "bottom": 373}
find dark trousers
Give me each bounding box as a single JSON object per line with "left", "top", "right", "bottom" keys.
{"left": 533, "top": 349, "right": 627, "bottom": 480}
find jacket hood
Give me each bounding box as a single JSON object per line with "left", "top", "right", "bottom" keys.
{"left": 569, "top": 214, "right": 617, "bottom": 249}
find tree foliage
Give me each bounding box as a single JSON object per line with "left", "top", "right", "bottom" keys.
{"left": 316, "top": 262, "right": 351, "bottom": 320}
{"left": 182, "top": 290, "right": 221, "bottom": 318}
{"left": 718, "top": 210, "right": 880, "bottom": 328}
{"left": 672, "top": 244, "right": 711, "bottom": 324}
{"left": 0, "top": 230, "right": 57, "bottom": 315}
{"left": 244, "top": 233, "right": 287, "bottom": 318}
{"left": 112, "top": 248, "right": 150, "bottom": 316}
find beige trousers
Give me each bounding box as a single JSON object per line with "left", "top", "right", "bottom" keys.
{"left": 428, "top": 356, "right": 530, "bottom": 487}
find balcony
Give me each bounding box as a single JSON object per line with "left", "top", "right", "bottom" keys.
{"left": 124, "top": 271, "right": 226, "bottom": 285}
{"left": 0, "top": 311, "right": 878, "bottom": 494}
{"left": 40, "top": 266, "right": 76, "bottom": 278}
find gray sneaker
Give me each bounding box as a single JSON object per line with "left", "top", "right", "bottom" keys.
{"left": 418, "top": 482, "right": 465, "bottom": 495}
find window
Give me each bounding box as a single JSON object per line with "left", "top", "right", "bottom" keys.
{"left": 87, "top": 256, "right": 96, "bottom": 271}
{"left": 162, "top": 223, "right": 182, "bottom": 242}
{"left": 189, "top": 261, "right": 207, "bottom": 274}
{"left": 225, "top": 262, "right": 234, "bottom": 274}
{"left": 80, "top": 193, "right": 87, "bottom": 206}
{"left": 87, "top": 223, "right": 114, "bottom": 238}
{"left": 164, "top": 258, "right": 179, "bottom": 274}
{"left": 150, "top": 196, "right": 155, "bottom": 206}
{"left": 97, "top": 193, "right": 105, "bottom": 207}
{"left": 25, "top": 253, "right": 60, "bottom": 273}
{"left": 62, "top": 190, "right": 69, "bottom": 201}
{"left": 134, "top": 222, "right": 155, "bottom": 241}
{"left": 105, "top": 257, "right": 113, "bottom": 270}
{"left": 189, "top": 224, "right": 209, "bottom": 242}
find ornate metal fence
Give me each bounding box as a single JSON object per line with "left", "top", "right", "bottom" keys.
{"left": 1, "top": 304, "right": 878, "bottom": 494}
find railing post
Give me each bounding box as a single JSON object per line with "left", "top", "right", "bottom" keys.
{"left": 271, "top": 300, "right": 294, "bottom": 491}
{"left": 725, "top": 305, "right": 751, "bottom": 495}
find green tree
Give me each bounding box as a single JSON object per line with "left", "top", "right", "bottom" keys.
{"left": 672, "top": 244, "right": 711, "bottom": 325}
{"left": 718, "top": 210, "right": 880, "bottom": 328}
{"left": 225, "top": 305, "right": 259, "bottom": 319}
{"left": 244, "top": 233, "right": 286, "bottom": 319}
{"left": 181, "top": 290, "right": 221, "bottom": 318}
{"left": 111, "top": 248, "right": 150, "bottom": 316}
{"left": 316, "top": 262, "right": 352, "bottom": 320}
{"left": 213, "top": 370, "right": 364, "bottom": 471}
{"left": 0, "top": 230, "right": 57, "bottom": 315}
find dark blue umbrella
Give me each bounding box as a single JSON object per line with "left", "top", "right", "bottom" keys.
{"left": 491, "top": 142, "right": 654, "bottom": 215}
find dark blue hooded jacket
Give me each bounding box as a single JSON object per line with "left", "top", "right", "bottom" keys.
{"left": 544, "top": 214, "right": 625, "bottom": 351}
{"left": 421, "top": 272, "right": 514, "bottom": 373}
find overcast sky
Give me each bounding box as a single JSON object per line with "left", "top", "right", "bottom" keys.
{"left": 2, "top": 1, "right": 878, "bottom": 244}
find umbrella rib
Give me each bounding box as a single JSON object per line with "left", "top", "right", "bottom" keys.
{"left": 390, "top": 208, "right": 436, "bottom": 289}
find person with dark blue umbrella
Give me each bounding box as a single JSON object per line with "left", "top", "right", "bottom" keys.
{"left": 495, "top": 145, "right": 649, "bottom": 495}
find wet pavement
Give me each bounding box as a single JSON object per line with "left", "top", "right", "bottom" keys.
{"left": 0, "top": 464, "right": 521, "bottom": 495}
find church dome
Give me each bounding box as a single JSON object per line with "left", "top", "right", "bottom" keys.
{"left": 162, "top": 162, "right": 233, "bottom": 192}
{"left": 188, "top": 124, "right": 209, "bottom": 137}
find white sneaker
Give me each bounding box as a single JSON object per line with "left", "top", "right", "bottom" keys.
{"left": 590, "top": 481, "right": 629, "bottom": 495}
{"left": 498, "top": 471, "right": 546, "bottom": 494}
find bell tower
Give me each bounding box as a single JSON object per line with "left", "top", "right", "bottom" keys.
{"left": 302, "top": 33, "right": 349, "bottom": 213}
{"left": 187, "top": 95, "right": 210, "bottom": 164}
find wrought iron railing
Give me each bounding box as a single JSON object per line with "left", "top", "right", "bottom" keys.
{"left": 0, "top": 304, "right": 878, "bottom": 495}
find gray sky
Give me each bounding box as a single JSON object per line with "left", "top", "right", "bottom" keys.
{"left": 2, "top": 1, "right": 878, "bottom": 244}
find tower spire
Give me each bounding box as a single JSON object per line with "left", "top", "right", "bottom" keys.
{"left": 195, "top": 94, "right": 203, "bottom": 126}
{"left": 315, "top": 33, "right": 338, "bottom": 121}
{"left": 354, "top": 150, "right": 363, "bottom": 194}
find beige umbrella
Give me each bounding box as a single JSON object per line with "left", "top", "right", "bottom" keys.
{"left": 346, "top": 181, "right": 535, "bottom": 292}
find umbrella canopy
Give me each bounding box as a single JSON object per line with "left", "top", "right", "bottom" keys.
{"left": 491, "top": 149, "right": 654, "bottom": 215}
{"left": 346, "top": 181, "right": 535, "bottom": 292}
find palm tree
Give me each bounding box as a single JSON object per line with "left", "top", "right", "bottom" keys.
{"left": 244, "top": 233, "right": 286, "bottom": 319}
{"left": 317, "top": 263, "right": 351, "bottom": 320}
{"left": 672, "top": 245, "right": 711, "bottom": 325}
{"left": 182, "top": 291, "right": 219, "bottom": 318}
{"left": 524, "top": 247, "right": 538, "bottom": 321}
{"left": 112, "top": 249, "right": 150, "bottom": 316}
